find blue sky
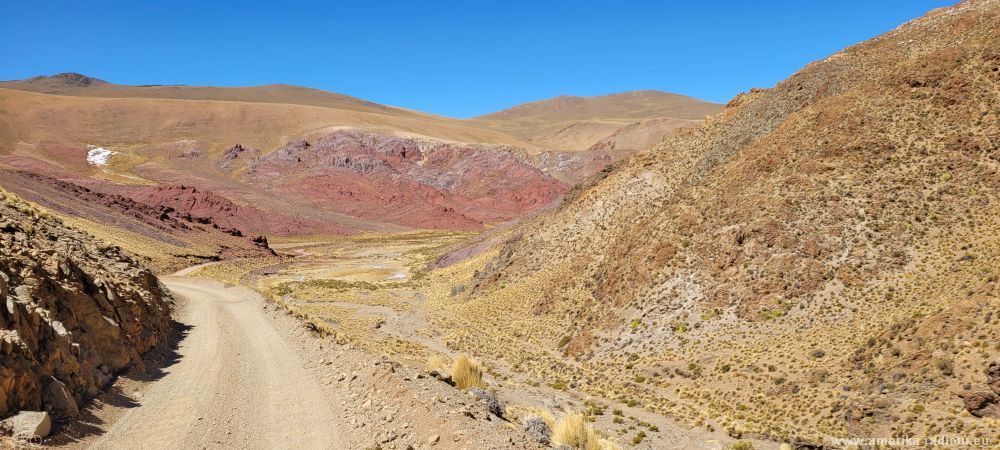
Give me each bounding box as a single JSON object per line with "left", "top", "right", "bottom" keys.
{"left": 1, "top": 0, "right": 953, "bottom": 118}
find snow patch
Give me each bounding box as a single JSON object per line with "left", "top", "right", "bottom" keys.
{"left": 86, "top": 146, "right": 116, "bottom": 166}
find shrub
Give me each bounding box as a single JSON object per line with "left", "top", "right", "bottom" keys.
{"left": 523, "top": 416, "right": 551, "bottom": 445}
{"left": 599, "top": 439, "right": 623, "bottom": 450}
{"left": 451, "top": 354, "right": 486, "bottom": 389}
{"left": 469, "top": 387, "right": 504, "bottom": 417}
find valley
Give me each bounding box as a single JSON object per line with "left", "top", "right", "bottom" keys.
{"left": 3, "top": 1, "right": 1000, "bottom": 449}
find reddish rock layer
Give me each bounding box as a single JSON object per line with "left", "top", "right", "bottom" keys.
{"left": 243, "top": 131, "right": 569, "bottom": 230}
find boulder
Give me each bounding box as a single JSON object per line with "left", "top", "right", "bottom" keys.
{"left": 42, "top": 378, "right": 78, "bottom": 418}
{"left": 468, "top": 387, "right": 504, "bottom": 418}
{"left": 4, "top": 411, "right": 51, "bottom": 439}
{"left": 958, "top": 388, "right": 999, "bottom": 418}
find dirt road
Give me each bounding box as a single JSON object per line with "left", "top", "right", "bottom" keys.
{"left": 87, "top": 277, "right": 343, "bottom": 449}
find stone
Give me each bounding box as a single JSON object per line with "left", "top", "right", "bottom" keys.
{"left": 43, "top": 378, "right": 79, "bottom": 418}
{"left": 987, "top": 361, "right": 1000, "bottom": 394}
{"left": 427, "top": 434, "right": 440, "bottom": 444}
{"left": 6, "top": 411, "right": 52, "bottom": 439}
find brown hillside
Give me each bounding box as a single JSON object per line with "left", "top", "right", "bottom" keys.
{"left": 455, "top": 0, "right": 1000, "bottom": 443}
{"left": 0, "top": 87, "right": 535, "bottom": 155}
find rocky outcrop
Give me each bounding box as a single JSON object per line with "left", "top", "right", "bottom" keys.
{"left": 244, "top": 130, "right": 568, "bottom": 230}
{"left": 0, "top": 194, "right": 172, "bottom": 420}
{"left": 128, "top": 184, "right": 273, "bottom": 237}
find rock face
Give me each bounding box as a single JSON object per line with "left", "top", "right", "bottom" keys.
{"left": 0, "top": 193, "right": 172, "bottom": 420}
{"left": 127, "top": 184, "right": 281, "bottom": 237}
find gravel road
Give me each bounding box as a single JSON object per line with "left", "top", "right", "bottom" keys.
{"left": 87, "top": 277, "right": 344, "bottom": 449}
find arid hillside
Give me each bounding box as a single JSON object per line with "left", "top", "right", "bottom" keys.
{"left": 452, "top": 0, "right": 1000, "bottom": 444}
{"left": 0, "top": 85, "right": 568, "bottom": 266}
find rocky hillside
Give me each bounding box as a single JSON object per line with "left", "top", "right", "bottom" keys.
{"left": 0, "top": 170, "right": 278, "bottom": 273}
{"left": 456, "top": 0, "right": 1000, "bottom": 444}
{"left": 0, "top": 190, "right": 172, "bottom": 421}
{"left": 242, "top": 130, "right": 568, "bottom": 229}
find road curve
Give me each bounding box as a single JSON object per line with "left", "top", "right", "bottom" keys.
{"left": 88, "top": 277, "right": 343, "bottom": 449}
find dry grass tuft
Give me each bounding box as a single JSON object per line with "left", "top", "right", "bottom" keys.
{"left": 427, "top": 353, "right": 452, "bottom": 372}
{"left": 451, "top": 354, "right": 486, "bottom": 389}
{"left": 552, "top": 413, "right": 602, "bottom": 450}
{"left": 0, "top": 187, "right": 57, "bottom": 221}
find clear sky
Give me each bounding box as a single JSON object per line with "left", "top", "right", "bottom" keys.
{"left": 1, "top": 0, "right": 954, "bottom": 118}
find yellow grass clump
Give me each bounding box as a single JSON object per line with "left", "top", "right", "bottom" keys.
{"left": 552, "top": 413, "right": 604, "bottom": 450}
{"left": 451, "top": 354, "right": 486, "bottom": 389}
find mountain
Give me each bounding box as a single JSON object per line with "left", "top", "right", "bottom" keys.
{"left": 473, "top": 90, "right": 721, "bottom": 151}
{"left": 0, "top": 76, "right": 715, "bottom": 270}
{"left": 473, "top": 91, "right": 723, "bottom": 183}
{"left": 451, "top": 0, "right": 1000, "bottom": 444}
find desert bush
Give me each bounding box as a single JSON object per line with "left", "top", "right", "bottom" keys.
{"left": 469, "top": 387, "right": 504, "bottom": 417}
{"left": 599, "top": 438, "right": 622, "bottom": 450}
{"left": 451, "top": 354, "right": 486, "bottom": 389}
{"left": 523, "top": 416, "right": 551, "bottom": 445}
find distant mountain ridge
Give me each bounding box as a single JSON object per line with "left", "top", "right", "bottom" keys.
{"left": 471, "top": 90, "right": 723, "bottom": 153}
{"left": 476, "top": 90, "right": 720, "bottom": 122}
